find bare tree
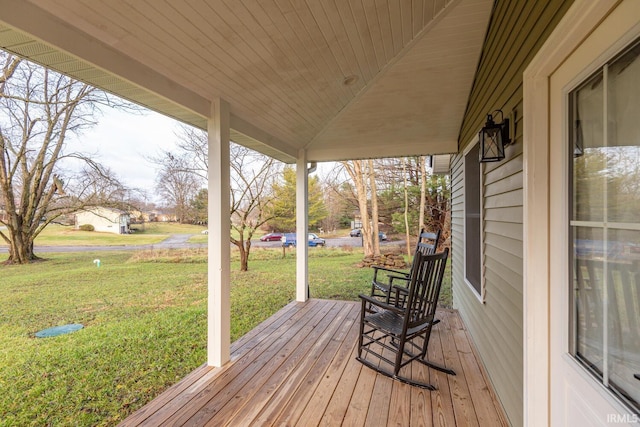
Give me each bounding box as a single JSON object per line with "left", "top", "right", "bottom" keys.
{"left": 317, "top": 163, "right": 359, "bottom": 232}
{"left": 154, "top": 152, "right": 202, "bottom": 223}
{"left": 173, "top": 124, "right": 208, "bottom": 180}
{"left": 341, "top": 160, "right": 375, "bottom": 257}
{"left": 230, "top": 144, "right": 281, "bottom": 271}
{"left": 160, "top": 127, "right": 282, "bottom": 271}
{"left": 0, "top": 53, "right": 129, "bottom": 264}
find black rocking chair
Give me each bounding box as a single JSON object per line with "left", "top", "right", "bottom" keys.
{"left": 357, "top": 248, "right": 454, "bottom": 389}
{"left": 370, "top": 228, "right": 440, "bottom": 303}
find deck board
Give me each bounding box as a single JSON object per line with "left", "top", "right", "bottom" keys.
{"left": 120, "top": 300, "right": 508, "bottom": 427}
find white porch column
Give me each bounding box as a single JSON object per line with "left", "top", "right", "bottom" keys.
{"left": 296, "top": 149, "right": 309, "bottom": 302}
{"left": 207, "top": 98, "right": 231, "bottom": 367}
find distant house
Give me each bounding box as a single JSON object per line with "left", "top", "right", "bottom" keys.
{"left": 75, "top": 207, "right": 130, "bottom": 235}
{"left": 128, "top": 209, "right": 155, "bottom": 223}
{"left": 154, "top": 211, "right": 177, "bottom": 222}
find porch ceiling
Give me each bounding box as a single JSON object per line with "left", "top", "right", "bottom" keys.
{"left": 0, "top": 0, "right": 491, "bottom": 163}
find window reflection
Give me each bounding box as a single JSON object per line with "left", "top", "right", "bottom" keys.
{"left": 570, "top": 38, "right": 640, "bottom": 414}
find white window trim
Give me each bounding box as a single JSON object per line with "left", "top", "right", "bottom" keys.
{"left": 463, "top": 139, "right": 485, "bottom": 303}
{"left": 567, "top": 37, "right": 640, "bottom": 415}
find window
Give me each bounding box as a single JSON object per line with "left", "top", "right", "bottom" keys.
{"left": 465, "top": 143, "right": 482, "bottom": 297}
{"left": 570, "top": 38, "right": 640, "bottom": 414}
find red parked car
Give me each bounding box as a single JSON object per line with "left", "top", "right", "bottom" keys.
{"left": 260, "top": 232, "right": 283, "bottom": 242}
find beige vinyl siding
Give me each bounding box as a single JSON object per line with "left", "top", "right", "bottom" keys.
{"left": 451, "top": 1, "right": 574, "bottom": 425}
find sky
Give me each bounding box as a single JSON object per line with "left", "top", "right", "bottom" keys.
{"left": 64, "top": 104, "right": 340, "bottom": 206}
{"left": 67, "top": 106, "right": 182, "bottom": 196}
{"left": 66, "top": 105, "right": 337, "bottom": 199}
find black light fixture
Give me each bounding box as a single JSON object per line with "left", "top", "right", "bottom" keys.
{"left": 479, "top": 110, "right": 511, "bottom": 162}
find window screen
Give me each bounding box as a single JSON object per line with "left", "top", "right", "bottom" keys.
{"left": 465, "top": 143, "right": 482, "bottom": 296}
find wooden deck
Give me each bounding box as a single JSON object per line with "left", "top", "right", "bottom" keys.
{"left": 120, "top": 299, "right": 508, "bottom": 426}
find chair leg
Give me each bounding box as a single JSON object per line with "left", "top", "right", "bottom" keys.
{"left": 356, "top": 355, "right": 436, "bottom": 390}
{"left": 393, "top": 336, "right": 406, "bottom": 376}
{"left": 417, "top": 326, "right": 455, "bottom": 376}
{"left": 416, "top": 358, "right": 456, "bottom": 376}
{"left": 357, "top": 300, "right": 367, "bottom": 358}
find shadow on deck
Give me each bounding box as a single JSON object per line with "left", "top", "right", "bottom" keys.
{"left": 120, "top": 299, "right": 508, "bottom": 426}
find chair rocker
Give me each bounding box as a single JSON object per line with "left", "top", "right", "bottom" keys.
{"left": 357, "top": 248, "right": 454, "bottom": 389}
{"left": 370, "top": 229, "right": 440, "bottom": 303}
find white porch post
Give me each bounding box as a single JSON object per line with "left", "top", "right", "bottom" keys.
{"left": 296, "top": 149, "right": 309, "bottom": 302}
{"left": 207, "top": 98, "right": 231, "bottom": 367}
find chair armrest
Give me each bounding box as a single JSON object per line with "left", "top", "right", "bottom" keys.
{"left": 389, "top": 275, "right": 410, "bottom": 285}
{"left": 372, "top": 273, "right": 408, "bottom": 292}
{"left": 391, "top": 284, "right": 409, "bottom": 295}
{"left": 372, "top": 265, "right": 408, "bottom": 276}
{"left": 372, "top": 265, "right": 409, "bottom": 286}
{"left": 388, "top": 283, "right": 410, "bottom": 307}
{"left": 359, "top": 294, "right": 405, "bottom": 314}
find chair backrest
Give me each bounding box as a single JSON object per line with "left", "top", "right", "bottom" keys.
{"left": 404, "top": 248, "right": 449, "bottom": 328}
{"left": 415, "top": 228, "right": 441, "bottom": 257}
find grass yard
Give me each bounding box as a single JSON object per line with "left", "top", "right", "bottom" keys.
{"left": 2, "top": 247, "right": 431, "bottom": 426}
{"left": 0, "top": 222, "right": 210, "bottom": 247}
{"left": 0, "top": 247, "right": 451, "bottom": 426}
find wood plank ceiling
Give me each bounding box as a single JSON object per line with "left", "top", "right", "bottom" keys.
{"left": 0, "top": 0, "right": 492, "bottom": 163}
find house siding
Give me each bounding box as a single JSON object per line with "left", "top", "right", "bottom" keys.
{"left": 451, "top": 1, "right": 574, "bottom": 425}
{"left": 75, "top": 207, "right": 130, "bottom": 235}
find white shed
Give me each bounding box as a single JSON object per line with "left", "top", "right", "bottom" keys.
{"left": 75, "top": 207, "right": 130, "bottom": 235}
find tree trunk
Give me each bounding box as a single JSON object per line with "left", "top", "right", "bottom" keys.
{"left": 232, "top": 231, "right": 252, "bottom": 272}
{"left": 402, "top": 159, "right": 411, "bottom": 258}
{"left": 419, "top": 156, "right": 427, "bottom": 232}
{"left": 368, "top": 159, "right": 380, "bottom": 256}
{"left": 239, "top": 246, "right": 249, "bottom": 271}
{"left": 233, "top": 239, "right": 249, "bottom": 272}
{"left": 5, "top": 227, "right": 39, "bottom": 264}
{"left": 241, "top": 239, "right": 251, "bottom": 272}
{"left": 8, "top": 241, "right": 37, "bottom": 264}
{"left": 344, "top": 161, "right": 374, "bottom": 257}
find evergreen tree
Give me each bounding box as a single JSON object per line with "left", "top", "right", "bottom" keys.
{"left": 266, "top": 167, "right": 327, "bottom": 231}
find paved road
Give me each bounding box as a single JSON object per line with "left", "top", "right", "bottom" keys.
{"left": 255, "top": 236, "right": 402, "bottom": 249}
{"left": 0, "top": 234, "right": 403, "bottom": 253}
{"left": 0, "top": 233, "right": 205, "bottom": 254}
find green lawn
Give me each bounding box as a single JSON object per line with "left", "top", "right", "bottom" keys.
{"left": 0, "top": 247, "right": 451, "bottom": 426}
{"left": 0, "top": 222, "right": 209, "bottom": 247}
{"left": 1, "top": 222, "right": 347, "bottom": 246}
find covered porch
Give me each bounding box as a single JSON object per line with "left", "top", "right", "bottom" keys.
{"left": 0, "top": 0, "right": 493, "bottom": 369}
{"left": 121, "top": 300, "right": 507, "bottom": 426}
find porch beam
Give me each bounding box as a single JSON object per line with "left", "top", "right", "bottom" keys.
{"left": 207, "top": 98, "right": 231, "bottom": 367}
{"left": 229, "top": 115, "right": 298, "bottom": 162}
{"left": 296, "top": 149, "right": 309, "bottom": 302}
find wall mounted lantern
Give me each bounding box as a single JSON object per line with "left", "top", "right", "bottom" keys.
{"left": 478, "top": 110, "right": 511, "bottom": 162}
